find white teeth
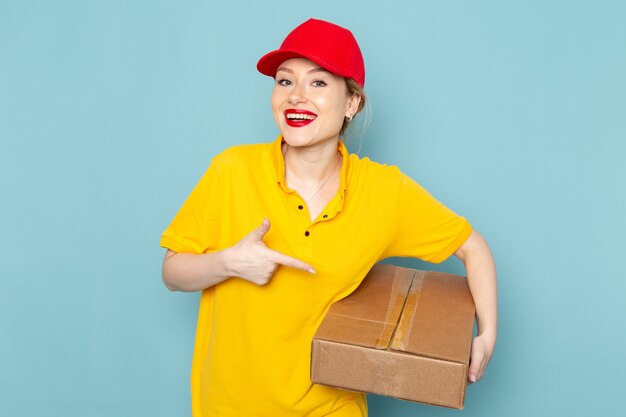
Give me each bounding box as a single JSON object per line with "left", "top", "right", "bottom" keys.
{"left": 286, "top": 113, "right": 316, "bottom": 120}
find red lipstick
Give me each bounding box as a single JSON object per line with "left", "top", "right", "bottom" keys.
{"left": 284, "top": 109, "right": 317, "bottom": 127}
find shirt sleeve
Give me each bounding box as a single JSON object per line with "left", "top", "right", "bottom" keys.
{"left": 160, "top": 159, "right": 222, "bottom": 254}
{"left": 384, "top": 173, "right": 472, "bottom": 263}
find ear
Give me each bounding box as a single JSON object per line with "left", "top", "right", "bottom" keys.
{"left": 345, "top": 93, "right": 362, "bottom": 118}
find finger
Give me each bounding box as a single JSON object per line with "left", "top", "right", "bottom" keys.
{"left": 249, "top": 218, "right": 271, "bottom": 241}
{"left": 468, "top": 349, "right": 483, "bottom": 383}
{"left": 268, "top": 249, "right": 316, "bottom": 274}
{"left": 477, "top": 356, "right": 489, "bottom": 381}
{"left": 477, "top": 361, "right": 486, "bottom": 381}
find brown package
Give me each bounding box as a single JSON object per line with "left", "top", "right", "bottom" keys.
{"left": 311, "top": 264, "right": 475, "bottom": 409}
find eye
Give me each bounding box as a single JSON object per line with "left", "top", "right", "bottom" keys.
{"left": 277, "top": 78, "right": 292, "bottom": 86}
{"left": 312, "top": 80, "right": 327, "bottom": 87}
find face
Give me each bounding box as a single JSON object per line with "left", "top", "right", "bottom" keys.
{"left": 271, "top": 58, "right": 359, "bottom": 148}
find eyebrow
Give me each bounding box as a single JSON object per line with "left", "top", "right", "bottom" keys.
{"left": 275, "top": 66, "right": 330, "bottom": 75}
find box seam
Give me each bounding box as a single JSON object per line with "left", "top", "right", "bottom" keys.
{"left": 387, "top": 269, "right": 416, "bottom": 349}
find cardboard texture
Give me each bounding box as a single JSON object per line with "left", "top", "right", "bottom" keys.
{"left": 311, "top": 264, "right": 475, "bottom": 409}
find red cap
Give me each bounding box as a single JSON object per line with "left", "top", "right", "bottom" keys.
{"left": 257, "top": 18, "right": 365, "bottom": 88}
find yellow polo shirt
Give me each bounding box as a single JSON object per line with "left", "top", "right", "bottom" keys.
{"left": 160, "top": 136, "right": 472, "bottom": 417}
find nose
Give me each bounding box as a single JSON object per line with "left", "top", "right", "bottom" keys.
{"left": 288, "top": 83, "right": 307, "bottom": 104}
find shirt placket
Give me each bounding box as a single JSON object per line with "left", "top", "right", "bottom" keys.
{"left": 285, "top": 193, "right": 313, "bottom": 259}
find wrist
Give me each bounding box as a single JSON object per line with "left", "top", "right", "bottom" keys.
{"left": 476, "top": 313, "right": 497, "bottom": 340}
{"left": 477, "top": 327, "right": 497, "bottom": 342}
{"left": 219, "top": 246, "right": 237, "bottom": 278}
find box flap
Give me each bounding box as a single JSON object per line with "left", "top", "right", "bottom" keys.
{"left": 314, "top": 264, "right": 414, "bottom": 349}
{"left": 391, "top": 271, "right": 475, "bottom": 364}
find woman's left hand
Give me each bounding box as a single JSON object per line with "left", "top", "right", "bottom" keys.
{"left": 468, "top": 332, "right": 496, "bottom": 383}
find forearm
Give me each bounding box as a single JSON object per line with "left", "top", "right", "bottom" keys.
{"left": 455, "top": 231, "right": 498, "bottom": 339}
{"left": 162, "top": 220, "right": 315, "bottom": 292}
{"left": 162, "top": 248, "right": 233, "bottom": 292}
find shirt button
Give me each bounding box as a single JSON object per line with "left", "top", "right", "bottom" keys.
{"left": 304, "top": 231, "right": 310, "bottom": 237}
{"left": 323, "top": 214, "right": 328, "bottom": 218}
{"left": 298, "top": 205, "right": 303, "bottom": 210}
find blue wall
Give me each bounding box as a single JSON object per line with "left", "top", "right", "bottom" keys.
{"left": 1, "top": 1, "right": 625, "bottom": 416}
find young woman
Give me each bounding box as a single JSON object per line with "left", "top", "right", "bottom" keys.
{"left": 161, "top": 18, "right": 497, "bottom": 417}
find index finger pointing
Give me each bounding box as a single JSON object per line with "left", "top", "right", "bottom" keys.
{"left": 268, "top": 249, "right": 316, "bottom": 274}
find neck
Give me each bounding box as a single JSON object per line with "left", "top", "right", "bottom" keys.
{"left": 282, "top": 138, "right": 341, "bottom": 184}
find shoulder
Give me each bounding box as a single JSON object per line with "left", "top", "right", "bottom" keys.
{"left": 212, "top": 142, "right": 271, "bottom": 167}
{"left": 347, "top": 153, "right": 405, "bottom": 189}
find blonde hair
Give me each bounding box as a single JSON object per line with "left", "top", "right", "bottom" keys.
{"left": 340, "top": 78, "right": 367, "bottom": 136}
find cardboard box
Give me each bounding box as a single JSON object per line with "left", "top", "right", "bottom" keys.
{"left": 311, "top": 264, "right": 475, "bottom": 409}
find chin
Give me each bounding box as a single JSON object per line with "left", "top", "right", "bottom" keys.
{"left": 281, "top": 129, "right": 339, "bottom": 149}
{"left": 282, "top": 135, "right": 312, "bottom": 147}
{"left": 280, "top": 128, "right": 315, "bottom": 147}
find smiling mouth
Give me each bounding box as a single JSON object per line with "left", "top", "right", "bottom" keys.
{"left": 284, "top": 109, "right": 317, "bottom": 127}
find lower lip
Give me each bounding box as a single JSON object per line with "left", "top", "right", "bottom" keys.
{"left": 285, "top": 117, "right": 316, "bottom": 127}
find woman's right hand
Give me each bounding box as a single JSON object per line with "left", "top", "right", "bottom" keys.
{"left": 224, "top": 219, "right": 316, "bottom": 285}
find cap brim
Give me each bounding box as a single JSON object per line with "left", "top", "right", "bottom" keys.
{"left": 257, "top": 50, "right": 306, "bottom": 78}
{"left": 256, "top": 49, "right": 350, "bottom": 81}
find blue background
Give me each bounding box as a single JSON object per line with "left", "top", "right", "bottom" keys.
{"left": 1, "top": 1, "right": 625, "bottom": 416}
